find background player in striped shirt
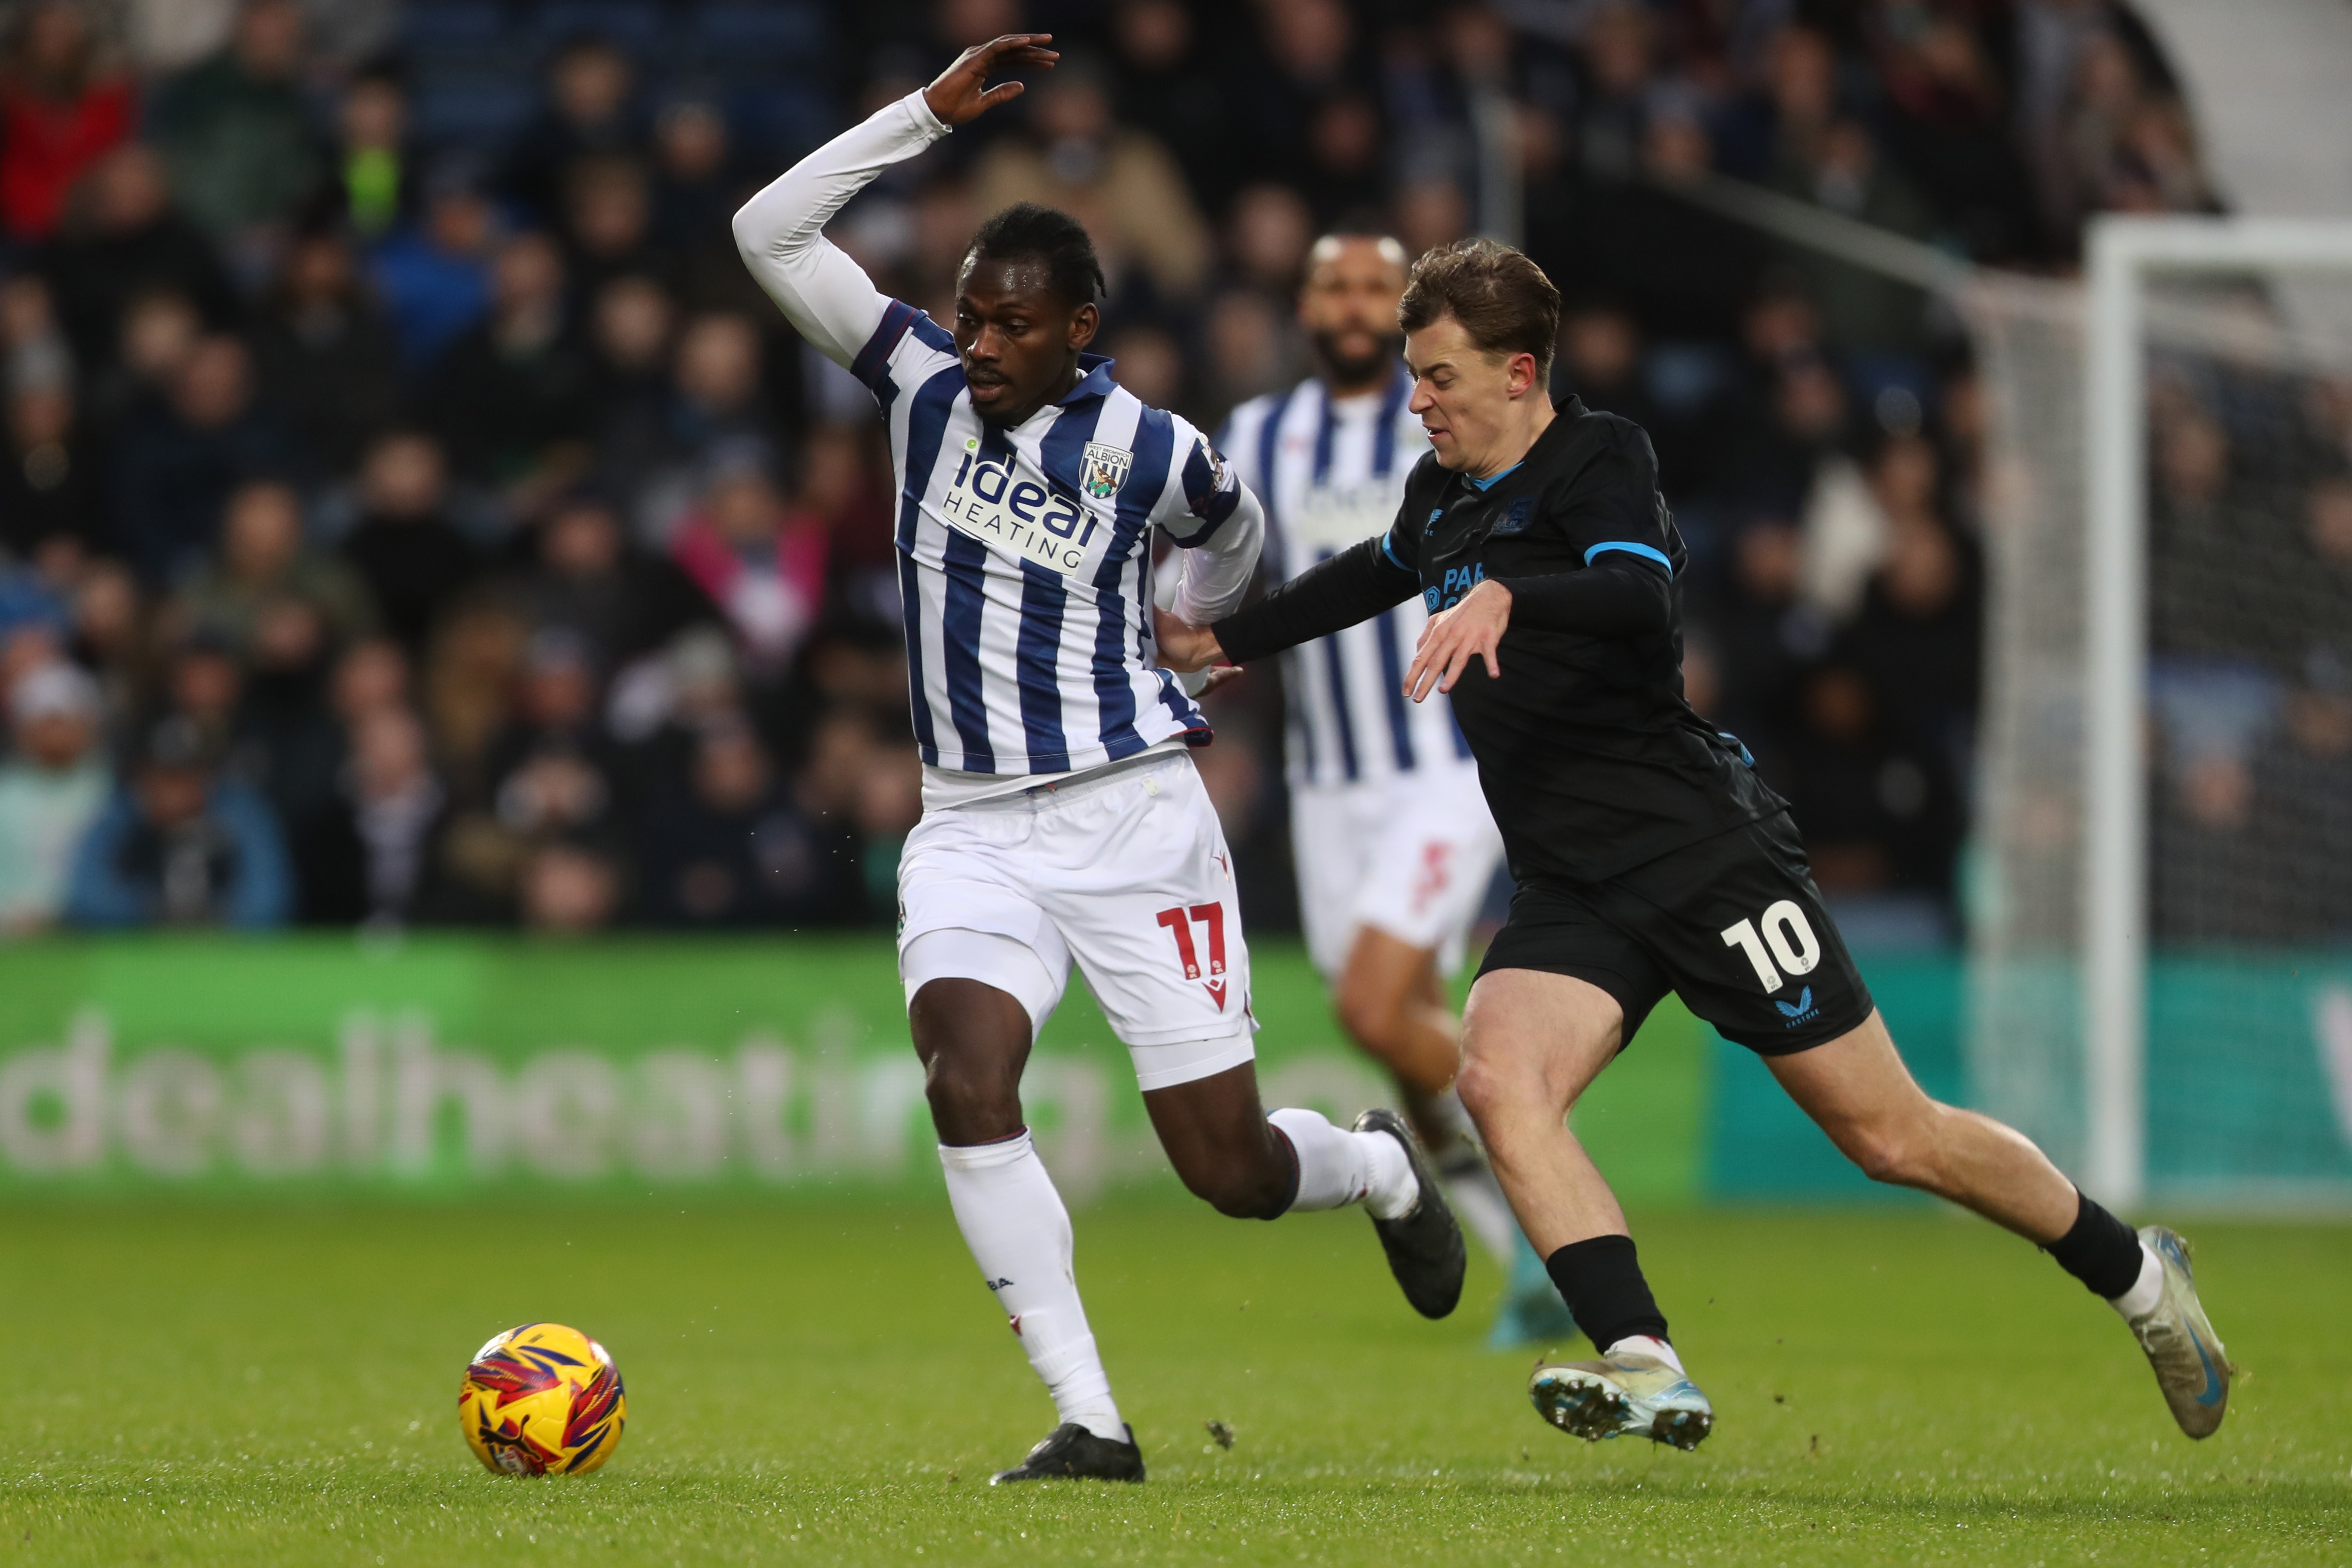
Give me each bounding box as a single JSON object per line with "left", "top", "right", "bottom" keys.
{"left": 733, "top": 34, "right": 1466, "bottom": 1484}
{"left": 1221, "top": 233, "right": 1574, "bottom": 1348}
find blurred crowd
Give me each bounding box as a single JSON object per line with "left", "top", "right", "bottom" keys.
{"left": 2144, "top": 329, "right": 2352, "bottom": 945}
{"left": 0, "top": 0, "right": 2217, "bottom": 939}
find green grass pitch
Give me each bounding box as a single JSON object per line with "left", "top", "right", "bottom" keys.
{"left": 0, "top": 1198, "right": 2344, "bottom": 1564}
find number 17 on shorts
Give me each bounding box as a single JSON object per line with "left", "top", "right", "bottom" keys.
{"left": 1156, "top": 903, "right": 1231, "bottom": 1010}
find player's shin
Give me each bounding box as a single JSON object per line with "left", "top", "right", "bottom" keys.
{"left": 937, "top": 1132, "right": 1125, "bottom": 1442}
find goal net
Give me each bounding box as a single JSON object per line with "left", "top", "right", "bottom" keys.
{"left": 1967, "top": 219, "right": 2352, "bottom": 1207}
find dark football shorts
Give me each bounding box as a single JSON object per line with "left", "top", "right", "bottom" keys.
{"left": 1476, "top": 812, "right": 1874, "bottom": 1055}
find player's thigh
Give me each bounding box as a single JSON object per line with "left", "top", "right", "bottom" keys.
{"left": 1764, "top": 1009, "right": 1939, "bottom": 1154}
{"left": 897, "top": 805, "right": 1074, "bottom": 1043}
{"left": 1030, "top": 754, "right": 1257, "bottom": 1090}
{"left": 1348, "top": 765, "right": 1505, "bottom": 977}
{"left": 1473, "top": 875, "right": 1672, "bottom": 1056}
{"left": 1608, "top": 812, "right": 1876, "bottom": 1059}
{"left": 1461, "top": 878, "right": 1666, "bottom": 1115}
{"left": 1288, "top": 780, "right": 1383, "bottom": 981}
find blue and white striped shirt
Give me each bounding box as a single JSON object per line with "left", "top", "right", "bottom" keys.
{"left": 856, "top": 309, "right": 1242, "bottom": 775}
{"left": 1222, "top": 372, "right": 1475, "bottom": 790}
{"left": 730, "top": 92, "right": 1259, "bottom": 791}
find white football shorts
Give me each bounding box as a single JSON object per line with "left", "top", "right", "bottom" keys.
{"left": 897, "top": 749, "right": 1257, "bottom": 1091}
{"left": 1289, "top": 763, "right": 1505, "bottom": 982}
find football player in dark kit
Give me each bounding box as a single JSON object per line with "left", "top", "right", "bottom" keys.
{"left": 1157, "top": 239, "right": 2232, "bottom": 1450}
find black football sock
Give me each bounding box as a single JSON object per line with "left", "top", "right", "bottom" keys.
{"left": 2043, "top": 1187, "right": 2145, "bottom": 1299}
{"left": 1544, "top": 1234, "right": 1669, "bottom": 1353}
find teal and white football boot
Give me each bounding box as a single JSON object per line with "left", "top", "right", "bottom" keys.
{"left": 1528, "top": 1349, "right": 1714, "bottom": 1451}
{"left": 2128, "top": 1225, "right": 2232, "bottom": 1439}
{"left": 1488, "top": 1233, "right": 1580, "bottom": 1350}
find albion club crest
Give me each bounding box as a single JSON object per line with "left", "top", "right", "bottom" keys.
{"left": 1079, "top": 441, "right": 1133, "bottom": 500}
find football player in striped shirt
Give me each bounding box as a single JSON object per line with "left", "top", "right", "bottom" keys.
{"left": 1221, "top": 233, "right": 1575, "bottom": 1348}
{"left": 733, "top": 35, "right": 1467, "bottom": 1484}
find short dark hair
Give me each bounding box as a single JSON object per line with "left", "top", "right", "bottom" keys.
{"left": 965, "top": 203, "right": 1106, "bottom": 310}
{"left": 1398, "top": 238, "right": 1560, "bottom": 381}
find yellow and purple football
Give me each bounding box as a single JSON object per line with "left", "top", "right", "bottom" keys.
{"left": 458, "top": 1322, "right": 627, "bottom": 1477}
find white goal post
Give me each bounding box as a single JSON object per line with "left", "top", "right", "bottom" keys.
{"left": 2080, "top": 216, "right": 2352, "bottom": 1208}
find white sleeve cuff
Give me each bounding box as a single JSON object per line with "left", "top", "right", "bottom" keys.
{"left": 903, "top": 89, "right": 949, "bottom": 140}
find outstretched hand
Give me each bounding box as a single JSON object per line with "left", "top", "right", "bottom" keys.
{"left": 923, "top": 33, "right": 1058, "bottom": 127}
{"left": 1153, "top": 607, "right": 1223, "bottom": 672}
{"left": 1404, "top": 579, "right": 1511, "bottom": 701}
{"left": 1153, "top": 607, "right": 1242, "bottom": 697}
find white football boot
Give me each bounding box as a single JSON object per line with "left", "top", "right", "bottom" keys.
{"left": 1528, "top": 1349, "right": 1714, "bottom": 1451}
{"left": 2128, "top": 1225, "right": 2232, "bottom": 1439}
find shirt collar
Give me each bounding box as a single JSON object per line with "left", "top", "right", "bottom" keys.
{"left": 1057, "top": 354, "right": 1118, "bottom": 405}
{"left": 1462, "top": 395, "right": 1588, "bottom": 490}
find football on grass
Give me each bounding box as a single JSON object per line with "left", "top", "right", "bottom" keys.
{"left": 459, "top": 1322, "right": 627, "bottom": 1476}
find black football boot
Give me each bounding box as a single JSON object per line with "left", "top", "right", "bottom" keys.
{"left": 1353, "top": 1107, "right": 1467, "bottom": 1319}
{"left": 988, "top": 1422, "right": 1146, "bottom": 1485}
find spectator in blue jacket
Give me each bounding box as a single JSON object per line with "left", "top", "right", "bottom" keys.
{"left": 63, "top": 714, "right": 291, "bottom": 928}
{"left": 368, "top": 164, "right": 501, "bottom": 368}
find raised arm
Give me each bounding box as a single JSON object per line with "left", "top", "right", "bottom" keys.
{"left": 732, "top": 34, "right": 1058, "bottom": 366}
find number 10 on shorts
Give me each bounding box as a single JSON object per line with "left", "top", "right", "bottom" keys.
{"left": 1719, "top": 900, "right": 1821, "bottom": 993}
{"left": 1156, "top": 903, "right": 1230, "bottom": 1008}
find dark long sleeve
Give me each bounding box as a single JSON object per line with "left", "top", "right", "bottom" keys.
{"left": 1212, "top": 534, "right": 1418, "bottom": 663}
{"left": 1496, "top": 561, "right": 1672, "bottom": 637}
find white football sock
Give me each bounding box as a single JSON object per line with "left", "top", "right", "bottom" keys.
{"left": 1415, "top": 1086, "right": 1481, "bottom": 1161}
{"left": 1605, "top": 1334, "right": 1684, "bottom": 1374}
{"left": 2109, "top": 1240, "right": 2165, "bottom": 1321}
{"left": 1400, "top": 1090, "right": 1516, "bottom": 1264}
{"left": 1267, "top": 1107, "right": 1418, "bottom": 1220}
{"left": 937, "top": 1133, "right": 1125, "bottom": 1442}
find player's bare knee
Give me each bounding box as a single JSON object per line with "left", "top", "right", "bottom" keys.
{"left": 1453, "top": 1054, "right": 1496, "bottom": 1119}
{"left": 1332, "top": 982, "right": 1402, "bottom": 1058}
{"left": 1454, "top": 1048, "right": 1526, "bottom": 1126}
{"left": 1846, "top": 1114, "right": 1941, "bottom": 1189}
{"left": 1847, "top": 1132, "right": 1906, "bottom": 1186}
{"left": 919, "top": 1050, "right": 1022, "bottom": 1139}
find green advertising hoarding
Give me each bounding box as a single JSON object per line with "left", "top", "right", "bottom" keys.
{"left": 2146, "top": 955, "right": 2352, "bottom": 1203}
{"left": 0, "top": 936, "right": 2339, "bottom": 1206}
{"left": 0, "top": 935, "right": 1711, "bottom": 1204}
